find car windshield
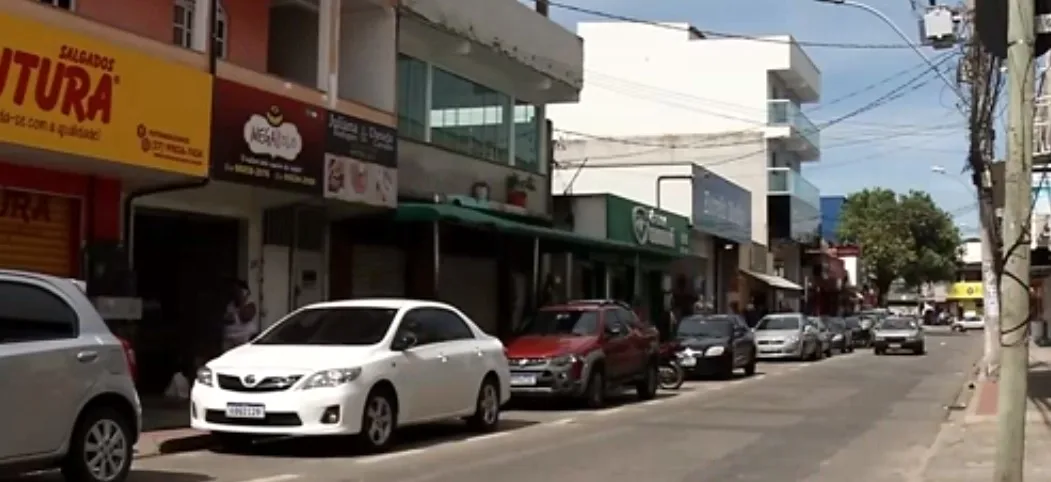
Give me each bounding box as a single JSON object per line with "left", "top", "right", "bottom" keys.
{"left": 520, "top": 310, "right": 599, "bottom": 336}
{"left": 677, "top": 316, "right": 734, "bottom": 338}
{"left": 755, "top": 315, "right": 800, "bottom": 330}
{"left": 878, "top": 317, "right": 918, "bottom": 330}
{"left": 844, "top": 317, "right": 861, "bottom": 329}
{"left": 254, "top": 307, "right": 397, "bottom": 345}
{"left": 823, "top": 318, "right": 845, "bottom": 332}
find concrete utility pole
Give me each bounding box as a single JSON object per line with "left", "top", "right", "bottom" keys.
{"left": 995, "top": 0, "right": 1035, "bottom": 478}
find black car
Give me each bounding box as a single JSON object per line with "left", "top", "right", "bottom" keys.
{"left": 674, "top": 314, "right": 758, "bottom": 379}
{"left": 822, "top": 316, "right": 854, "bottom": 353}
{"left": 844, "top": 316, "right": 869, "bottom": 347}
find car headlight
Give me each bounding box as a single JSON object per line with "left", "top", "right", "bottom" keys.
{"left": 549, "top": 354, "right": 579, "bottom": 366}
{"left": 195, "top": 367, "right": 213, "bottom": 386}
{"left": 301, "top": 368, "right": 362, "bottom": 390}
{"left": 832, "top": 334, "right": 843, "bottom": 341}
{"left": 705, "top": 346, "right": 725, "bottom": 357}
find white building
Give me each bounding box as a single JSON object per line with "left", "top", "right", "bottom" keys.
{"left": 548, "top": 22, "right": 822, "bottom": 305}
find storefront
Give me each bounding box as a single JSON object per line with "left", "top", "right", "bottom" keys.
{"left": 946, "top": 281, "right": 983, "bottom": 316}
{"left": 690, "top": 165, "right": 752, "bottom": 313}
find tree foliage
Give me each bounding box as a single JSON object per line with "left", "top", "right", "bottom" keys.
{"left": 837, "top": 188, "right": 962, "bottom": 302}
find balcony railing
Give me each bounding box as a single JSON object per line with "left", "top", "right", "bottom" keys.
{"left": 768, "top": 99, "right": 820, "bottom": 152}
{"left": 768, "top": 167, "right": 820, "bottom": 209}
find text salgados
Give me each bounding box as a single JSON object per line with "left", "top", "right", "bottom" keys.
{"left": 0, "top": 45, "right": 115, "bottom": 124}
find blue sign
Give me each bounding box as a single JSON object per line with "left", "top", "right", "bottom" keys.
{"left": 691, "top": 165, "right": 751, "bottom": 243}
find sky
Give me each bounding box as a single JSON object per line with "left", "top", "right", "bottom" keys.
{"left": 537, "top": 0, "right": 983, "bottom": 235}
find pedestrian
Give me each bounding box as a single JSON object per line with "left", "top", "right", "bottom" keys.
{"left": 222, "top": 279, "right": 259, "bottom": 352}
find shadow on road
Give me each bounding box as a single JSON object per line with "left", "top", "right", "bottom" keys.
{"left": 507, "top": 390, "right": 678, "bottom": 412}
{"left": 213, "top": 418, "right": 539, "bottom": 459}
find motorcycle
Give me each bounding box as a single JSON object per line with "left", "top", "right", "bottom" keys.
{"left": 658, "top": 341, "right": 685, "bottom": 390}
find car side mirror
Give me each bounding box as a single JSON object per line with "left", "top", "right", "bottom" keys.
{"left": 391, "top": 332, "right": 418, "bottom": 351}
{"left": 606, "top": 326, "right": 624, "bottom": 337}
{"left": 803, "top": 326, "right": 815, "bottom": 334}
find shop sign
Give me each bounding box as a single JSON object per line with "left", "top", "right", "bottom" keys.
{"left": 605, "top": 194, "right": 689, "bottom": 254}
{"left": 0, "top": 13, "right": 211, "bottom": 176}
{"left": 947, "top": 281, "right": 983, "bottom": 300}
{"left": 323, "top": 112, "right": 397, "bottom": 208}
{"left": 691, "top": 165, "right": 751, "bottom": 244}
{"left": 210, "top": 79, "right": 325, "bottom": 194}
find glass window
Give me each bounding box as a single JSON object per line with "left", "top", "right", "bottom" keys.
{"left": 172, "top": 0, "right": 228, "bottom": 58}
{"left": 430, "top": 67, "right": 510, "bottom": 164}
{"left": 676, "top": 316, "right": 734, "bottom": 338}
{"left": 0, "top": 281, "right": 78, "bottom": 343}
{"left": 878, "top": 317, "right": 919, "bottom": 330}
{"left": 397, "top": 55, "right": 428, "bottom": 140}
{"left": 754, "top": 315, "right": 801, "bottom": 330}
{"left": 426, "top": 309, "right": 475, "bottom": 341}
{"left": 520, "top": 310, "right": 599, "bottom": 336}
{"left": 513, "top": 102, "right": 541, "bottom": 172}
{"left": 254, "top": 307, "right": 397, "bottom": 345}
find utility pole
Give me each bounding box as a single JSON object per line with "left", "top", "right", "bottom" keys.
{"left": 994, "top": 0, "right": 1035, "bottom": 479}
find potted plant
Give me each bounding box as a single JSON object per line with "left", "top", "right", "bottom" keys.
{"left": 505, "top": 174, "right": 535, "bottom": 207}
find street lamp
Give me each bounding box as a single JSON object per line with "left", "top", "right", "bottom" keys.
{"left": 930, "top": 165, "right": 974, "bottom": 191}
{"left": 814, "top": 0, "right": 966, "bottom": 106}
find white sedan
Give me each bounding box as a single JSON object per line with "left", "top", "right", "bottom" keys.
{"left": 951, "top": 314, "right": 985, "bottom": 332}
{"left": 190, "top": 298, "right": 511, "bottom": 451}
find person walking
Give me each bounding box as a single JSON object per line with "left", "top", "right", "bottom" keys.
{"left": 222, "top": 279, "right": 259, "bottom": 352}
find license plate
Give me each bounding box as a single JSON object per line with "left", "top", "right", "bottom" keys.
{"left": 680, "top": 356, "right": 696, "bottom": 367}
{"left": 888, "top": 343, "right": 901, "bottom": 348}
{"left": 225, "top": 403, "right": 265, "bottom": 419}
{"left": 510, "top": 375, "right": 537, "bottom": 386}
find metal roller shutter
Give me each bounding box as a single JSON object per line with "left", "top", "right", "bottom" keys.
{"left": 351, "top": 245, "right": 406, "bottom": 297}
{"left": 439, "top": 255, "right": 498, "bottom": 334}
{"left": 0, "top": 191, "right": 76, "bottom": 277}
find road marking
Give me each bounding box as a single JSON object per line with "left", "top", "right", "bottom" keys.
{"left": 358, "top": 448, "right": 428, "bottom": 464}
{"left": 464, "top": 431, "right": 511, "bottom": 443}
{"left": 234, "top": 475, "right": 301, "bottom": 482}
{"left": 549, "top": 417, "right": 575, "bottom": 425}
{"left": 592, "top": 405, "right": 631, "bottom": 416}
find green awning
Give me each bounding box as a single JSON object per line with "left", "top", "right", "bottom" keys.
{"left": 394, "top": 202, "right": 683, "bottom": 259}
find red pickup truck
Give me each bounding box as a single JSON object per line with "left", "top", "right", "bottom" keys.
{"left": 503, "top": 299, "right": 661, "bottom": 408}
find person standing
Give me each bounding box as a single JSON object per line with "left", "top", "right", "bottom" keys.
{"left": 222, "top": 280, "right": 259, "bottom": 351}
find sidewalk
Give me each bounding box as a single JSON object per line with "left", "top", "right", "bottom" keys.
{"left": 921, "top": 346, "right": 1051, "bottom": 481}
{"left": 135, "top": 397, "right": 212, "bottom": 458}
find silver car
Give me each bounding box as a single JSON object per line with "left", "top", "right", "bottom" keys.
{"left": 872, "top": 316, "right": 926, "bottom": 355}
{"left": 0, "top": 270, "right": 141, "bottom": 482}
{"left": 753, "top": 313, "right": 822, "bottom": 361}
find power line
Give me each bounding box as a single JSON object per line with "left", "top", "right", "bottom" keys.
{"left": 545, "top": 1, "right": 919, "bottom": 50}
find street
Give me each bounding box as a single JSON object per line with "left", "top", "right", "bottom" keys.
{"left": 11, "top": 329, "right": 980, "bottom": 482}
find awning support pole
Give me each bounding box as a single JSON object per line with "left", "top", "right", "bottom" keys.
{"left": 432, "top": 221, "right": 440, "bottom": 299}
{"left": 532, "top": 237, "right": 540, "bottom": 305}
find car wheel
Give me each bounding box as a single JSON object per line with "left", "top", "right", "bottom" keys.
{"left": 358, "top": 389, "right": 397, "bottom": 452}
{"left": 824, "top": 345, "right": 833, "bottom": 358}
{"left": 61, "top": 406, "right": 133, "bottom": 482}
{"left": 744, "top": 353, "right": 757, "bottom": 376}
{"left": 584, "top": 369, "right": 606, "bottom": 409}
{"left": 466, "top": 378, "right": 501, "bottom": 432}
{"left": 635, "top": 362, "right": 659, "bottom": 400}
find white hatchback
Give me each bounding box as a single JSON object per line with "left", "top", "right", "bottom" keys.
{"left": 190, "top": 298, "right": 510, "bottom": 451}
{"left": 952, "top": 315, "right": 985, "bottom": 332}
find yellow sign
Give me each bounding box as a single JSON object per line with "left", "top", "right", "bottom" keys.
{"left": 948, "top": 282, "right": 983, "bottom": 300}
{"left": 0, "top": 12, "right": 211, "bottom": 176}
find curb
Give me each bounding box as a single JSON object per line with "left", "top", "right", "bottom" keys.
{"left": 135, "top": 433, "right": 214, "bottom": 459}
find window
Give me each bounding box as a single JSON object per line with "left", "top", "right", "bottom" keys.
{"left": 0, "top": 281, "right": 77, "bottom": 343}
{"left": 430, "top": 67, "right": 511, "bottom": 164}
{"left": 754, "top": 315, "right": 800, "bottom": 331}
{"left": 39, "top": 0, "right": 73, "bottom": 10}
{"left": 521, "top": 310, "right": 599, "bottom": 336}
{"left": 173, "top": 0, "right": 228, "bottom": 58}
{"left": 604, "top": 315, "right": 629, "bottom": 336}
{"left": 676, "top": 315, "right": 734, "bottom": 338}
{"left": 253, "top": 307, "right": 397, "bottom": 346}
{"left": 426, "top": 309, "right": 475, "bottom": 341}
{"left": 397, "top": 55, "right": 428, "bottom": 141}
{"left": 513, "top": 102, "right": 541, "bottom": 172}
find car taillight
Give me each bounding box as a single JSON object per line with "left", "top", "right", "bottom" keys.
{"left": 118, "top": 337, "right": 137, "bottom": 381}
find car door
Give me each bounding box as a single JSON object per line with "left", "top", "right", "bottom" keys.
{"left": 731, "top": 317, "right": 753, "bottom": 367}
{"left": 426, "top": 307, "right": 482, "bottom": 415}
{"left": 613, "top": 308, "right": 648, "bottom": 372}
{"left": 389, "top": 309, "right": 449, "bottom": 423}
{"left": 601, "top": 310, "right": 632, "bottom": 381}
{"left": 0, "top": 277, "right": 92, "bottom": 459}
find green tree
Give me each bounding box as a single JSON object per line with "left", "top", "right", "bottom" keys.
{"left": 836, "top": 188, "right": 961, "bottom": 304}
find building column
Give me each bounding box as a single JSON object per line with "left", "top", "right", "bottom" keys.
{"left": 317, "top": 0, "right": 341, "bottom": 103}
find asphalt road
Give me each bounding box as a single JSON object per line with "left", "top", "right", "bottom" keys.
{"left": 10, "top": 328, "right": 981, "bottom": 482}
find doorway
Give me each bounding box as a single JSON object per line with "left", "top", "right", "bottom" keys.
{"left": 132, "top": 208, "right": 242, "bottom": 396}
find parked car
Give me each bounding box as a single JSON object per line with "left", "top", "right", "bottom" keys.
{"left": 808, "top": 317, "right": 835, "bottom": 358}
{"left": 503, "top": 299, "right": 660, "bottom": 408}
{"left": 823, "top": 317, "right": 854, "bottom": 353}
{"left": 952, "top": 313, "right": 985, "bottom": 332}
{"left": 673, "top": 314, "right": 757, "bottom": 378}
{"left": 872, "top": 316, "right": 926, "bottom": 355}
{"left": 844, "top": 316, "right": 869, "bottom": 347}
{"left": 191, "top": 299, "right": 510, "bottom": 452}
{"left": 753, "top": 313, "right": 822, "bottom": 361}
{"left": 0, "top": 270, "right": 141, "bottom": 482}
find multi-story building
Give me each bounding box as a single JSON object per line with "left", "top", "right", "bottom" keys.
{"left": 548, "top": 22, "right": 821, "bottom": 311}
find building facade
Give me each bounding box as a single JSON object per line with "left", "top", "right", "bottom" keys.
{"left": 547, "top": 22, "right": 820, "bottom": 309}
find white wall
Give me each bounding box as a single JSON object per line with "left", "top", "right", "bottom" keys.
{"left": 567, "top": 195, "right": 607, "bottom": 239}
{"left": 552, "top": 132, "right": 769, "bottom": 244}
{"left": 842, "top": 255, "right": 859, "bottom": 287}
{"left": 960, "top": 240, "right": 981, "bottom": 264}
{"left": 338, "top": 5, "right": 397, "bottom": 113}
{"left": 548, "top": 22, "right": 818, "bottom": 138}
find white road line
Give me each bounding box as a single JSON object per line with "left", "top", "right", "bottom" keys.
{"left": 592, "top": 405, "right": 631, "bottom": 416}
{"left": 464, "top": 431, "right": 511, "bottom": 443}
{"left": 234, "top": 475, "right": 301, "bottom": 482}
{"left": 358, "top": 447, "right": 428, "bottom": 464}
{"left": 549, "top": 417, "right": 576, "bottom": 425}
